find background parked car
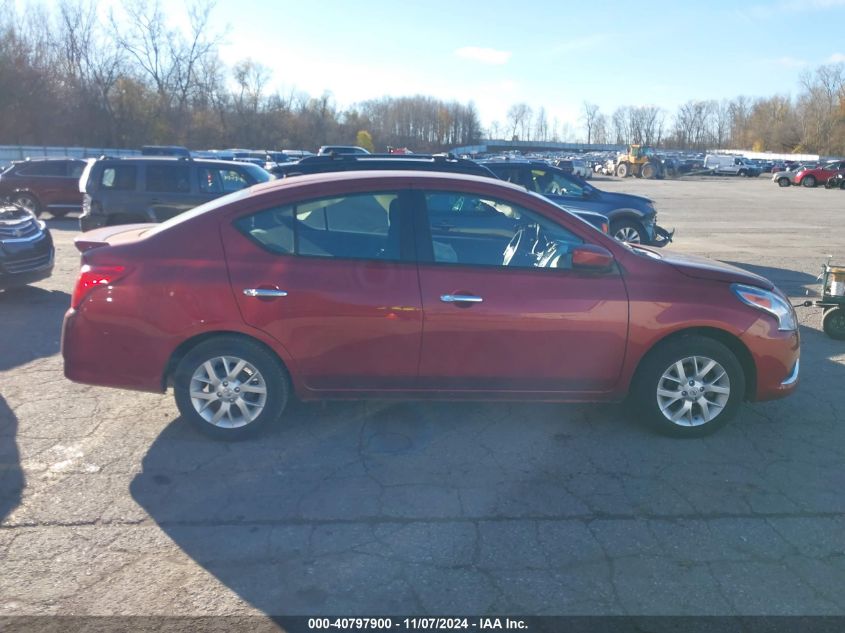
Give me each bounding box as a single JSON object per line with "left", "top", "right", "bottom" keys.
{"left": 480, "top": 159, "right": 671, "bottom": 245}
{"left": 317, "top": 145, "right": 370, "bottom": 155}
{"left": 78, "top": 157, "right": 271, "bottom": 231}
{"left": 0, "top": 158, "right": 86, "bottom": 217}
{"left": 703, "top": 154, "right": 761, "bottom": 177}
{"left": 267, "top": 153, "right": 611, "bottom": 233}
{"left": 0, "top": 203, "right": 54, "bottom": 289}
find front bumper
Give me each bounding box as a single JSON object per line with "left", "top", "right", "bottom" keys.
{"left": 649, "top": 225, "right": 674, "bottom": 248}
{"left": 0, "top": 231, "right": 54, "bottom": 289}
{"left": 740, "top": 320, "right": 800, "bottom": 401}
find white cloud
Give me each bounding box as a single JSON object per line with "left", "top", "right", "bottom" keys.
{"left": 454, "top": 46, "right": 512, "bottom": 65}
{"left": 827, "top": 52, "right": 845, "bottom": 63}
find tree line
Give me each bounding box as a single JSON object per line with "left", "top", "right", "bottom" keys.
{"left": 2, "top": 0, "right": 843, "bottom": 155}
{"left": 500, "top": 64, "right": 845, "bottom": 155}
{"left": 0, "top": 0, "right": 482, "bottom": 152}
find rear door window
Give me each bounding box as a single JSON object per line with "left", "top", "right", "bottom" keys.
{"left": 100, "top": 165, "right": 138, "bottom": 191}
{"left": 235, "top": 192, "right": 407, "bottom": 261}
{"left": 145, "top": 164, "right": 191, "bottom": 193}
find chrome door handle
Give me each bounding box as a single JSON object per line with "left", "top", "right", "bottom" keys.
{"left": 440, "top": 294, "right": 483, "bottom": 303}
{"left": 243, "top": 288, "right": 288, "bottom": 298}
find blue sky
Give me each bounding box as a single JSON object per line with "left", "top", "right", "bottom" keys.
{"left": 169, "top": 1, "right": 845, "bottom": 131}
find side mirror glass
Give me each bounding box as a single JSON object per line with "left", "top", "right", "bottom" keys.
{"left": 572, "top": 244, "right": 614, "bottom": 271}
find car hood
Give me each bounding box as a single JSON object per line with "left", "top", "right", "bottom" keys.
{"left": 659, "top": 251, "right": 774, "bottom": 290}
{"left": 591, "top": 189, "right": 653, "bottom": 210}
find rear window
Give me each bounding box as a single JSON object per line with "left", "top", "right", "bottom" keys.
{"left": 100, "top": 165, "right": 138, "bottom": 191}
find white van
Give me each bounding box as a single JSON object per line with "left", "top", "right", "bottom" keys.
{"left": 704, "top": 154, "right": 760, "bottom": 177}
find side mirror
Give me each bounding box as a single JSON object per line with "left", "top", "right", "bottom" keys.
{"left": 572, "top": 244, "right": 615, "bottom": 271}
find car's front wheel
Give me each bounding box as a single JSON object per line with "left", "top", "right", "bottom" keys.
{"left": 610, "top": 219, "right": 645, "bottom": 244}
{"left": 173, "top": 336, "right": 289, "bottom": 440}
{"left": 802, "top": 175, "right": 816, "bottom": 188}
{"left": 633, "top": 336, "right": 745, "bottom": 437}
{"left": 777, "top": 177, "right": 791, "bottom": 187}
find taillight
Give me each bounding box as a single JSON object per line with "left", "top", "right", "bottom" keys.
{"left": 71, "top": 264, "right": 128, "bottom": 309}
{"left": 601, "top": 222, "right": 609, "bottom": 234}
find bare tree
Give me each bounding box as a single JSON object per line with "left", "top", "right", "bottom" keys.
{"left": 581, "top": 102, "right": 600, "bottom": 144}
{"left": 507, "top": 103, "right": 531, "bottom": 140}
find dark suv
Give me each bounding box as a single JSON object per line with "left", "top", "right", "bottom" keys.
{"left": 78, "top": 157, "right": 272, "bottom": 231}
{"left": 480, "top": 159, "right": 672, "bottom": 246}
{"left": 0, "top": 158, "right": 86, "bottom": 218}
{"left": 269, "top": 154, "right": 610, "bottom": 234}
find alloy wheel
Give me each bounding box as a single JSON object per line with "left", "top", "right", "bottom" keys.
{"left": 656, "top": 355, "right": 731, "bottom": 427}
{"left": 188, "top": 355, "right": 267, "bottom": 428}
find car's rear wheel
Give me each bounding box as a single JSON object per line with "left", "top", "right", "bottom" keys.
{"left": 11, "top": 193, "right": 40, "bottom": 216}
{"left": 633, "top": 336, "right": 744, "bottom": 437}
{"left": 610, "top": 219, "right": 645, "bottom": 244}
{"left": 173, "top": 336, "right": 289, "bottom": 440}
{"left": 802, "top": 175, "right": 816, "bottom": 188}
{"left": 777, "top": 177, "right": 791, "bottom": 187}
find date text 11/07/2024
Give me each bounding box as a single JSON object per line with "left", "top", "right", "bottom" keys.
{"left": 307, "top": 618, "right": 528, "bottom": 630}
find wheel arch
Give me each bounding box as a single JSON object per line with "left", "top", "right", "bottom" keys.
{"left": 631, "top": 326, "right": 756, "bottom": 401}
{"left": 162, "top": 330, "right": 293, "bottom": 390}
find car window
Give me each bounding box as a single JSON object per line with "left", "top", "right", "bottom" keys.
{"left": 16, "top": 161, "right": 66, "bottom": 177}
{"left": 199, "top": 168, "right": 252, "bottom": 194}
{"left": 145, "top": 164, "right": 191, "bottom": 193}
{"left": 100, "top": 165, "right": 138, "bottom": 191}
{"left": 422, "top": 191, "right": 582, "bottom": 269}
{"left": 235, "top": 192, "right": 404, "bottom": 261}
{"left": 528, "top": 169, "right": 584, "bottom": 197}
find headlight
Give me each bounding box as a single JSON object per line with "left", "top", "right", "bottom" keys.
{"left": 732, "top": 284, "right": 796, "bottom": 331}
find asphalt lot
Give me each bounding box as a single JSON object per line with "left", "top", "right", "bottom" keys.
{"left": 1, "top": 175, "right": 845, "bottom": 617}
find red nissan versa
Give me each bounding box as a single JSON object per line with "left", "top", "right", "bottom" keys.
{"left": 61, "top": 171, "right": 800, "bottom": 440}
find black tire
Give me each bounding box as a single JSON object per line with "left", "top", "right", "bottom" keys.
{"left": 173, "top": 335, "right": 290, "bottom": 440}
{"left": 632, "top": 335, "right": 745, "bottom": 438}
{"left": 839, "top": 181, "right": 845, "bottom": 190}
{"left": 10, "top": 193, "right": 41, "bottom": 216}
{"left": 777, "top": 177, "right": 791, "bottom": 187}
{"left": 615, "top": 163, "right": 629, "bottom": 178}
{"left": 49, "top": 209, "right": 70, "bottom": 218}
{"left": 738, "top": 169, "right": 747, "bottom": 177}
{"left": 802, "top": 175, "right": 816, "bottom": 188}
{"left": 610, "top": 219, "right": 646, "bottom": 244}
{"left": 641, "top": 163, "right": 657, "bottom": 179}
{"left": 822, "top": 307, "right": 845, "bottom": 340}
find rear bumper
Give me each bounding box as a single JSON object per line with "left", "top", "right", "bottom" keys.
{"left": 62, "top": 307, "right": 168, "bottom": 393}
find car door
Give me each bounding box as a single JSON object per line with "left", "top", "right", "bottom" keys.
{"left": 222, "top": 188, "right": 423, "bottom": 392}
{"left": 143, "top": 163, "right": 205, "bottom": 221}
{"left": 413, "top": 187, "right": 629, "bottom": 393}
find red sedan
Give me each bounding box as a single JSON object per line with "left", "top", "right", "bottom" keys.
{"left": 62, "top": 171, "right": 800, "bottom": 439}
{"left": 793, "top": 160, "right": 845, "bottom": 187}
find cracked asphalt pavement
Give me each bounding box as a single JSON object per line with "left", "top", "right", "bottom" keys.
{"left": 1, "top": 176, "right": 844, "bottom": 616}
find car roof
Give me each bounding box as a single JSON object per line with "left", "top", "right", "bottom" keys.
{"left": 92, "top": 156, "right": 259, "bottom": 168}
{"left": 248, "top": 169, "right": 528, "bottom": 196}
